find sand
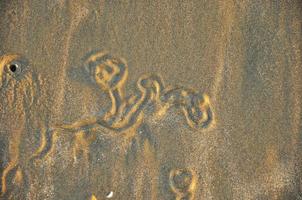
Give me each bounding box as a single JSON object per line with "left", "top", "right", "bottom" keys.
{"left": 0, "top": 1, "right": 301, "bottom": 199}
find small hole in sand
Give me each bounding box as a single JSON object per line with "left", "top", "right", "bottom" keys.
{"left": 106, "top": 191, "right": 113, "bottom": 198}
{"left": 9, "top": 64, "right": 17, "bottom": 72}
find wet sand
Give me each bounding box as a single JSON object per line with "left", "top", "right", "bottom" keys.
{"left": 0, "top": 1, "right": 301, "bottom": 199}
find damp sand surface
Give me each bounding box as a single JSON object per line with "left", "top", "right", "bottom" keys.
{"left": 0, "top": 1, "right": 301, "bottom": 199}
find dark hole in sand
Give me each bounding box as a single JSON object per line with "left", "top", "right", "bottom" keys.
{"left": 9, "top": 64, "right": 17, "bottom": 73}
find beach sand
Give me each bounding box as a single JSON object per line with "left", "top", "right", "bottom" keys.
{"left": 0, "top": 1, "right": 301, "bottom": 199}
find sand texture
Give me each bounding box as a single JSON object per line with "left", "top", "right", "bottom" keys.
{"left": 0, "top": 1, "right": 301, "bottom": 199}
